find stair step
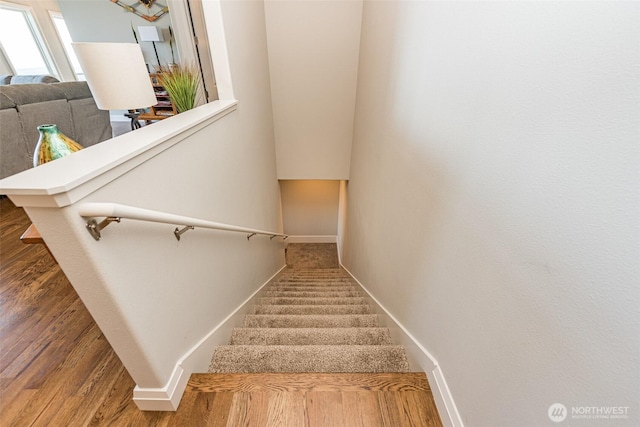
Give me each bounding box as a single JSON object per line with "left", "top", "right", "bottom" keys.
{"left": 259, "top": 297, "right": 368, "bottom": 306}
{"left": 275, "top": 278, "right": 351, "bottom": 282}
{"left": 279, "top": 277, "right": 350, "bottom": 280}
{"left": 253, "top": 304, "right": 371, "bottom": 315}
{"left": 280, "top": 270, "right": 350, "bottom": 277}
{"left": 188, "top": 372, "right": 430, "bottom": 392}
{"left": 267, "top": 285, "right": 359, "bottom": 292}
{"left": 230, "top": 327, "right": 392, "bottom": 345}
{"left": 274, "top": 281, "right": 353, "bottom": 286}
{"left": 209, "top": 345, "right": 410, "bottom": 373}
{"left": 243, "top": 314, "right": 380, "bottom": 328}
{"left": 263, "top": 290, "right": 362, "bottom": 298}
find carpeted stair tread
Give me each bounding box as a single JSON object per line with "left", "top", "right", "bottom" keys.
{"left": 263, "top": 290, "right": 363, "bottom": 298}
{"left": 230, "top": 327, "right": 392, "bottom": 345}
{"left": 278, "top": 277, "right": 350, "bottom": 280}
{"left": 275, "top": 275, "right": 352, "bottom": 280}
{"left": 279, "top": 273, "right": 350, "bottom": 277}
{"left": 259, "top": 297, "right": 368, "bottom": 306}
{"left": 209, "top": 345, "right": 410, "bottom": 373}
{"left": 253, "top": 304, "right": 371, "bottom": 315}
{"left": 243, "top": 314, "right": 380, "bottom": 328}
{"left": 267, "top": 285, "right": 359, "bottom": 291}
{"left": 269, "top": 282, "right": 360, "bottom": 290}
{"left": 276, "top": 279, "right": 351, "bottom": 283}
{"left": 282, "top": 268, "right": 345, "bottom": 273}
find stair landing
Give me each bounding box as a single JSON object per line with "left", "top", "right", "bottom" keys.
{"left": 184, "top": 372, "right": 443, "bottom": 426}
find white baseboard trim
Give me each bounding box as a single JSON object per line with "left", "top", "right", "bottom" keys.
{"left": 285, "top": 235, "right": 337, "bottom": 244}
{"left": 340, "top": 263, "right": 464, "bottom": 427}
{"left": 133, "top": 264, "right": 287, "bottom": 411}
{"left": 133, "top": 365, "right": 189, "bottom": 411}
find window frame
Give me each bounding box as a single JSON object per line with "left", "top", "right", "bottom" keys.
{"left": 0, "top": 1, "right": 59, "bottom": 77}
{"left": 48, "top": 10, "right": 84, "bottom": 81}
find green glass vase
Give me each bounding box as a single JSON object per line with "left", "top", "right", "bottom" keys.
{"left": 33, "top": 124, "right": 84, "bottom": 167}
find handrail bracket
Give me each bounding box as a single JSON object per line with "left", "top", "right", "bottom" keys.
{"left": 247, "top": 233, "right": 256, "bottom": 240}
{"left": 174, "top": 226, "right": 194, "bottom": 241}
{"left": 86, "top": 217, "right": 121, "bottom": 241}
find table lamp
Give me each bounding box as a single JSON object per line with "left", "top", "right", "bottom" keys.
{"left": 72, "top": 42, "right": 157, "bottom": 130}
{"left": 137, "top": 26, "right": 164, "bottom": 67}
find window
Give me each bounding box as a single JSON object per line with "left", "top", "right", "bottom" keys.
{"left": 50, "top": 12, "right": 84, "bottom": 81}
{"left": 0, "top": 3, "right": 56, "bottom": 76}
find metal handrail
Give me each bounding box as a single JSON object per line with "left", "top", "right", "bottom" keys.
{"left": 78, "top": 202, "right": 288, "bottom": 242}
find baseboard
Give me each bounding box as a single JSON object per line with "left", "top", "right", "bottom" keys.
{"left": 285, "top": 235, "right": 337, "bottom": 244}
{"left": 133, "top": 264, "right": 287, "bottom": 411}
{"left": 340, "top": 263, "right": 464, "bottom": 427}
{"left": 133, "top": 365, "right": 189, "bottom": 411}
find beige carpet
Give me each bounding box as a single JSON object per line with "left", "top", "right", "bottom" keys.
{"left": 286, "top": 243, "right": 339, "bottom": 269}
{"left": 208, "top": 245, "right": 410, "bottom": 373}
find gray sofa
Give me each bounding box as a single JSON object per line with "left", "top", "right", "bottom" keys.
{"left": 0, "top": 81, "right": 112, "bottom": 179}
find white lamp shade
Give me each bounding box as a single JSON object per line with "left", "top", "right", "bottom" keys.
{"left": 72, "top": 42, "right": 157, "bottom": 110}
{"left": 138, "top": 26, "right": 164, "bottom": 42}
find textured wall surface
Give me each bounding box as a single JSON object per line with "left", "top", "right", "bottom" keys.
{"left": 341, "top": 2, "right": 639, "bottom": 425}
{"left": 265, "top": 0, "right": 362, "bottom": 179}
{"left": 280, "top": 180, "right": 340, "bottom": 236}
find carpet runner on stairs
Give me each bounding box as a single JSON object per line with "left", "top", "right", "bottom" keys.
{"left": 208, "top": 268, "right": 410, "bottom": 373}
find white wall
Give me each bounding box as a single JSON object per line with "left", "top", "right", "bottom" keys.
{"left": 341, "top": 2, "right": 639, "bottom": 426}
{"left": 57, "top": 0, "right": 178, "bottom": 69}
{"left": 280, "top": 180, "right": 339, "bottom": 236}
{"left": 264, "top": 0, "right": 362, "bottom": 180}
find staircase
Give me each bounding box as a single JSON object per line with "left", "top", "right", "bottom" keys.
{"left": 208, "top": 268, "right": 410, "bottom": 373}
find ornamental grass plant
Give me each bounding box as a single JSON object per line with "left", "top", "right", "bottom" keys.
{"left": 157, "top": 64, "right": 201, "bottom": 113}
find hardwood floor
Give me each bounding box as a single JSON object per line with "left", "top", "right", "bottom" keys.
{"left": 0, "top": 198, "right": 442, "bottom": 426}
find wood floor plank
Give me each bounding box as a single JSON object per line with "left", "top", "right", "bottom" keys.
{"left": 5, "top": 365, "right": 66, "bottom": 427}
{"left": 226, "top": 391, "right": 253, "bottom": 426}
{"left": 266, "top": 392, "right": 307, "bottom": 427}
{"left": 207, "top": 391, "right": 234, "bottom": 427}
{"left": 86, "top": 367, "right": 137, "bottom": 426}
{"left": 306, "top": 391, "right": 344, "bottom": 427}
{"left": 341, "top": 391, "right": 385, "bottom": 427}
{"left": 0, "top": 339, "right": 69, "bottom": 416}
{"left": 0, "top": 389, "right": 38, "bottom": 426}
{"left": 377, "top": 391, "right": 405, "bottom": 426}
{"left": 399, "top": 390, "right": 443, "bottom": 427}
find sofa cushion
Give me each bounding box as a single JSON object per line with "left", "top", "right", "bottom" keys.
{"left": 0, "top": 91, "right": 16, "bottom": 110}
{"left": 0, "top": 109, "right": 31, "bottom": 177}
{"left": 54, "top": 82, "right": 112, "bottom": 147}
{"left": 1, "top": 84, "right": 76, "bottom": 149}
{"left": 68, "top": 98, "right": 111, "bottom": 147}
{"left": 54, "top": 81, "right": 93, "bottom": 100}
{"left": 0, "top": 83, "right": 67, "bottom": 106}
